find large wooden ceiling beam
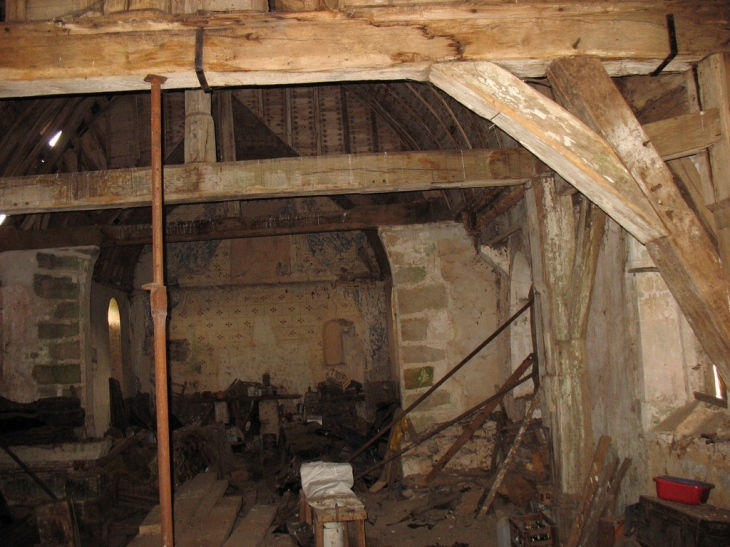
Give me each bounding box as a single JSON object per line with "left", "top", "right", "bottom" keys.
{"left": 0, "top": 202, "right": 451, "bottom": 251}
{"left": 0, "top": 149, "right": 539, "bottom": 214}
{"left": 429, "top": 61, "right": 667, "bottom": 243}
{"left": 547, "top": 56, "right": 730, "bottom": 385}
{"left": 0, "top": 3, "right": 728, "bottom": 98}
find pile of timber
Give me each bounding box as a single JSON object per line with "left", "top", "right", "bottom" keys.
{"left": 128, "top": 471, "right": 277, "bottom": 547}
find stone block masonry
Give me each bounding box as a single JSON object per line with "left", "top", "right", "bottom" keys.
{"left": 0, "top": 247, "right": 98, "bottom": 408}
{"left": 380, "top": 222, "right": 504, "bottom": 475}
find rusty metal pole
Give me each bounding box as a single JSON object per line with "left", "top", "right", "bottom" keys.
{"left": 144, "top": 74, "right": 174, "bottom": 547}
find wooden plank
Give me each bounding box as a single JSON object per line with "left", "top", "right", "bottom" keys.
{"left": 547, "top": 56, "right": 730, "bottom": 385}
{"left": 5, "top": 0, "right": 28, "bottom": 22}
{"left": 567, "top": 197, "right": 606, "bottom": 339}
{"left": 478, "top": 386, "right": 541, "bottom": 516}
{"left": 667, "top": 157, "right": 718, "bottom": 241}
{"left": 0, "top": 149, "right": 538, "bottom": 214}
{"left": 180, "top": 479, "right": 229, "bottom": 534}
{"left": 565, "top": 435, "right": 611, "bottom": 547}
{"left": 525, "top": 176, "right": 594, "bottom": 497}
{"left": 429, "top": 61, "right": 667, "bottom": 244}
{"left": 0, "top": 3, "right": 729, "bottom": 98}
{"left": 214, "top": 90, "right": 237, "bottom": 162}
{"left": 643, "top": 109, "right": 722, "bottom": 161}
{"left": 180, "top": 496, "right": 243, "bottom": 547}
{"left": 139, "top": 471, "right": 218, "bottom": 536}
{"left": 698, "top": 53, "right": 730, "bottom": 206}
{"left": 222, "top": 504, "right": 277, "bottom": 547}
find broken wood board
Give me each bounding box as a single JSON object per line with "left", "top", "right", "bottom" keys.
{"left": 222, "top": 504, "right": 278, "bottom": 547}
{"left": 478, "top": 386, "right": 542, "bottom": 516}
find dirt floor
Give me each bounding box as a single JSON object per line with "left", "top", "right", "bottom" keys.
{"left": 92, "top": 450, "right": 507, "bottom": 547}
{"left": 0, "top": 426, "right": 522, "bottom": 547}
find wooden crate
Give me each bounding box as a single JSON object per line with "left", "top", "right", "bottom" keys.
{"left": 509, "top": 512, "right": 557, "bottom": 547}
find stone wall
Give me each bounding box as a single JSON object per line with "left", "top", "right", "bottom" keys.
{"left": 380, "top": 222, "right": 507, "bottom": 474}
{"left": 0, "top": 248, "right": 98, "bottom": 429}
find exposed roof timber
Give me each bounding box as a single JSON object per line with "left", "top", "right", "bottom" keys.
{"left": 0, "top": 3, "right": 728, "bottom": 98}
{"left": 0, "top": 202, "right": 453, "bottom": 252}
{"left": 430, "top": 62, "right": 668, "bottom": 243}
{"left": 0, "top": 149, "right": 540, "bottom": 214}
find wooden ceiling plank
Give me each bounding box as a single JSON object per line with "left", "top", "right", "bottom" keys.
{"left": 429, "top": 61, "right": 667, "bottom": 243}
{"left": 404, "top": 82, "right": 461, "bottom": 150}
{"left": 0, "top": 3, "right": 728, "bottom": 98}
{"left": 547, "top": 55, "right": 730, "bottom": 386}
{"left": 348, "top": 85, "right": 420, "bottom": 151}
{"left": 0, "top": 148, "right": 538, "bottom": 214}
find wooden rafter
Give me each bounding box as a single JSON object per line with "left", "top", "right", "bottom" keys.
{"left": 429, "top": 61, "right": 667, "bottom": 243}
{"left": 547, "top": 56, "right": 730, "bottom": 384}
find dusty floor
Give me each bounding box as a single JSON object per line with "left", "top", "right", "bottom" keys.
{"left": 0, "top": 442, "right": 515, "bottom": 547}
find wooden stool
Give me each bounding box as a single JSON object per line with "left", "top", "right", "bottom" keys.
{"left": 299, "top": 491, "right": 367, "bottom": 547}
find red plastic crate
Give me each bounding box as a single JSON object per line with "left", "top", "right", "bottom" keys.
{"left": 653, "top": 476, "right": 714, "bottom": 505}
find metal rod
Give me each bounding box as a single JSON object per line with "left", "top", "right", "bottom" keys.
{"left": 354, "top": 370, "right": 536, "bottom": 481}
{"left": 347, "top": 297, "right": 533, "bottom": 463}
{"left": 144, "top": 73, "right": 174, "bottom": 547}
{"left": 0, "top": 444, "right": 58, "bottom": 500}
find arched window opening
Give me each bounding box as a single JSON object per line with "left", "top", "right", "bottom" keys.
{"left": 108, "top": 298, "right": 123, "bottom": 384}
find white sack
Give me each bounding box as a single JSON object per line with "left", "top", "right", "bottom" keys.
{"left": 300, "top": 461, "right": 354, "bottom": 500}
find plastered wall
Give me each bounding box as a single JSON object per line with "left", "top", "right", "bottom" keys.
{"left": 130, "top": 231, "right": 391, "bottom": 402}
{"left": 585, "top": 220, "right": 729, "bottom": 510}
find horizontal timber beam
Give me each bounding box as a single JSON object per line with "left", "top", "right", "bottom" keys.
{"left": 0, "top": 149, "right": 539, "bottom": 214}
{"left": 0, "top": 2, "right": 728, "bottom": 98}
{"left": 0, "top": 202, "right": 452, "bottom": 251}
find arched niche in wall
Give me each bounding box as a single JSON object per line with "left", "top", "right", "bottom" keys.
{"left": 108, "top": 298, "right": 123, "bottom": 384}
{"left": 323, "top": 319, "right": 355, "bottom": 367}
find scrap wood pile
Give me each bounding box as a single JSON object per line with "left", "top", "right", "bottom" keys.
{"left": 564, "top": 435, "right": 630, "bottom": 547}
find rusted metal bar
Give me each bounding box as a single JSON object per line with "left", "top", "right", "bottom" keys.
{"left": 354, "top": 370, "right": 535, "bottom": 481}
{"left": 0, "top": 444, "right": 58, "bottom": 500}
{"left": 346, "top": 297, "right": 533, "bottom": 463}
{"left": 144, "top": 73, "right": 174, "bottom": 547}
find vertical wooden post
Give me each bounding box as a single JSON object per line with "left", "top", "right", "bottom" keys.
{"left": 699, "top": 53, "right": 730, "bottom": 282}
{"left": 525, "top": 175, "right": 603, "bottom": 533}
{"left": 144, "top": 73, "right": 174, "bottom": 547}
{"left": 184, "top": 89, "right": 216, "bottom": 164}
